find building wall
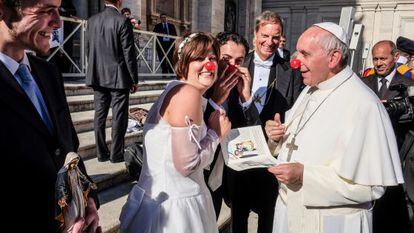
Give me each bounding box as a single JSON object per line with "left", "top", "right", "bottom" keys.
{"left": 123, "top": 0, "right": 143, "bottom": 27}
{"left": 262, "top": 0, "right": 414, "bottom": 70}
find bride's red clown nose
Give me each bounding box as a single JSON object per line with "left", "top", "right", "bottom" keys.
{"left": 204, "top": 62, "right": 216, "bottom": 72}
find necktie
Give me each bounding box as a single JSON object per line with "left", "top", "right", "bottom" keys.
{"left": 164, "top": 23, "right": 169, "bottom": 35}
{"left": 378, "top": 77, "right": 388, "bottom": 99}
{"left": 15, "top": 64, "right": 54, "bottom": 132}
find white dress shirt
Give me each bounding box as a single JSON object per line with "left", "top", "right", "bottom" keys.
{"left": 240, "top": 52, "right": 274, "bottom": 114}
{"left": 0, "top": 51, "right": 32, "bottom": 77}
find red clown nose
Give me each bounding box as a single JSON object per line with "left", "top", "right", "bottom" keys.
{"left": 204, "top": 62, "right": 216, "bottom": 72}
{"left": 290, "top": 59, "right": 301, "bottom": 69}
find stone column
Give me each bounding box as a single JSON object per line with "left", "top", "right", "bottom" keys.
{"left": 140, "top": 0, "right": 147, "bottom": 30}
{"left": 190, "top": 0, "right": 199, "bottom": 31}
{"left": 193, "top": 0, "right": 225, "bottom": 35}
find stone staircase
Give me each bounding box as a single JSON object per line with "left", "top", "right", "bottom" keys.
{"left": 65, "top": 80, "right": 232, "bottom": 232}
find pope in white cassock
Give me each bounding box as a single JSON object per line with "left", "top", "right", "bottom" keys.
{"left": 265, "top": 22, "right": 404, "bottom": 233}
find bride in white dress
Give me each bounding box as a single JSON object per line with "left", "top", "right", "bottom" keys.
{"left": 119, "top": 32, "right": 231, "bottom": 233}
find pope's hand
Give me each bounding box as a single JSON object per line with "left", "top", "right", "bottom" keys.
{"left": 268, "top": 162, "right": 304, "bottom": 186}
{"left": 265, "top": 113, "right": 285, "bottom": 142}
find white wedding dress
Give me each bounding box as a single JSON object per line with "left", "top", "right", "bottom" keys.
{"left": 119, "top": 80, "right": 219, "bottom": 233}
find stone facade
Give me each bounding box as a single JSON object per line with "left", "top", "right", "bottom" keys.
{"left": 262, "top": 0, "right": 414, "bottom": 69}
{"left": 69, "top": 0, "right": 414, "bottom": 70}
{"left": 190, "top": 0, "right": 225, "bottom": 35}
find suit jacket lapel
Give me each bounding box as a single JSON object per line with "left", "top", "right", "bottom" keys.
{"left": 365, "top": 75, "right": 379, "bottom": 96}
{"left": 0, "top": 60, "right": 51, "bottom": 138}
{"left": 244, "top": 52, "right": 255, "bottom": 82}
{"left": 273, "top": 55, "right": 291, "bottom": 97}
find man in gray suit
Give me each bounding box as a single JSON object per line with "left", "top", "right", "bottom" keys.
{"left": 86, "top": 0, "right": 138, "bottom": 163}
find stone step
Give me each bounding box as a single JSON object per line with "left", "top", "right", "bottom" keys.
{"left": 98, "top": 181, "right": 232, "bottom": 233}
{"left": 98, "top": 181, "right": 134, "bottom": 233}
{"left": 84, "top": 157, "right": 134, "bottom": 192}
{"left": 64, "top": 80, "right": 170, "bottom": 96}
{"left": 78, "top": 127, "right": 143, "bottom": 160}
{"left": 67, "top": 89, "right": 163, "bottom": 112}
{"left": 71, "top": 103, "right": 153, "bottom": 133}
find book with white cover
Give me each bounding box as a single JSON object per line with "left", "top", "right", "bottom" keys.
{"left": 220, "top": 125, "right": 281, "bottom": 171}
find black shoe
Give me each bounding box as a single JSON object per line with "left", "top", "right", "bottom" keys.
{"left": 98, "top": 156, "right": 109, "bottom": 162}
{"left": 110, "top": 156, "right": 124, "bottom": 163}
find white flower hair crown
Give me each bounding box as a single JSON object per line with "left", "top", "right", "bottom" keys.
{"left": 177, "top": 33, "right": 199, "bottom": 60}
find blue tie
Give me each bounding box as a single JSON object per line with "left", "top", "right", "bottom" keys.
{"left": 15, "top": 64, "right": 54, "bottom": 132}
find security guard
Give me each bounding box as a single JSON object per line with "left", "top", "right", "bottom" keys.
{"left": 396, "top": 36, "right": 414, "bottom": 79}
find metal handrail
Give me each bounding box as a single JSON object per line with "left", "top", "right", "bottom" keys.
{"left": 132, "top": 29, "right": 179, "bottom": 77}
{"left": 46, "top": 16, "right": 179, "bottom": 78}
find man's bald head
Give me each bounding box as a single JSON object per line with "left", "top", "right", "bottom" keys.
{"left": 373, "top": 40, "right": 398, "bottom": 56}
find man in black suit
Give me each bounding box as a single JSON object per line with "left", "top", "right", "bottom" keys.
{"left": 277, "top": 34, "right": 291, "bottom": 61}
{"left": 362, "top": 40, "right": 414, "bottom": 233}
{"left": 224, "top": 11, "right": 303, "bottom": 233}
{"left": 0, "top": 0, "right": 99, "bottom": 232}
{"left": 203, "top": 31, "right": 251, "bottom": 218}
{"left": 153, "top": 13, "right": 177, "bottom": 74}
{"left": 86, "top": 0, "right": 138, "bottom": 163}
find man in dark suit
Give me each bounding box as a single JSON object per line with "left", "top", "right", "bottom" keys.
{"left": 277, "top": 34, "right": 291, "bottom": 61}
{"left": 363, "top": 41, "right": 414, "bottom": 102}
{"left": 0, "top": 0, "right": 99, "bottom": 232}
{"left": 153, "top": 13, "right": 177, "bottom": 74}
{"left": 203, "top": 31, "right": 251, "bottom": 219}
{"left": 362, "top": 40, "right": 414, "bottom": 233}
{"left": 86, "top": 0, "right": 138, "bottom": 163}
{"left": 224, "top": 11, "right": 303, "bottom": 233}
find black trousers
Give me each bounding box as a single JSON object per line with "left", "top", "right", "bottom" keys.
{"left": 156, "top": 41, "right": 174, "bottom": 74}
{"left": 373, "top": 185, "right": 410, "bottom": 233}
{"left": 226, "top": 167, "right": 278, "bottom": 233}
{"left": 93, "top": 86, "right": 129, "bottom": 161}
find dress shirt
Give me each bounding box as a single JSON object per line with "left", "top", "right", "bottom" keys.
{"left": 240, "top": 52, "right": 274, "bottom": 114}
{"left": 278, "top": 48, "right": 284, "bottom": 58}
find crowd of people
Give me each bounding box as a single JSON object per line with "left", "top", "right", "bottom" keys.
{"left": 2, "top": 0, "right": 414, "bottom": 233}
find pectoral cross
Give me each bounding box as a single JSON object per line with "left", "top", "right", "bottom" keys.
{"left": 286, "top": 136, "right": 298, "bottom": 162}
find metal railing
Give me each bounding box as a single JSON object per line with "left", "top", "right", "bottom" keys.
{"left": 133, "top": 30, "right": 179, "bottom": 77}
{"left": 46, "top": 16, "right": 179, "bottom": 78}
